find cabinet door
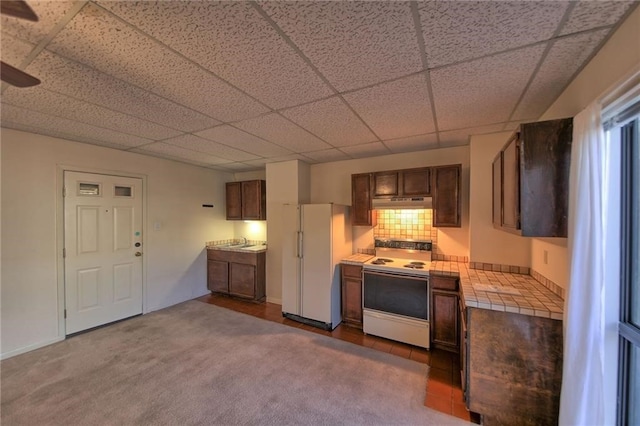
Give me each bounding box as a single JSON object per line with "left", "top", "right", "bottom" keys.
{"left": 402, "top": 168, "right": 431, "bottom": 196}
{"left": 502, "top": 135, "right": 520, "bottom": 230}
{"left": 229, "top": 262, "right": 256, "bottom": 299}
{"left": 431, "top": 290, "right": 459, "bottom": 352}
{"left": 225, "top": 182, "right": 242, "bottom": 220}
{"left": 341, "top": 264, "right": 363, "bottom": 328}
{"left": 208, "top": 260, "right": 229, "bottom": 293}
{"left": 492, "top": 153, "right": 502, "bottom": 228}
{"left": 241, "top": 180, "right": 265, "bottom": 220}
{"left": 433, "top": 164, "right": 461, "bottom": 227}
{"left": 373, "top": 171, "right": 399, "bottom": 197}
{"left": 351, "top": 173, "right": 376, "bottom": 226}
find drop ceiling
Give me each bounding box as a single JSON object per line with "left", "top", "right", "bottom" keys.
{"left": 1, "top": 1, "right": 636, "bottom": 172}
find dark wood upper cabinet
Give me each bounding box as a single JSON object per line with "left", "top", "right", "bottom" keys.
{"left": 225, "top": 180, "right": 266, "bottom": 221}
{"left": 372, "top": 167, "right": 431, "bottom": 198}
{"left": 351, "top": 173, "right": 376, "bottom": 226}
{"left": 493, "top": 117, "right": 573, "bottom": 237}
{"left": 373, "top": 171, "right": 399, "bottom": 197}
{"left": 433, "top": 164, "right": 461, "bottom": 227}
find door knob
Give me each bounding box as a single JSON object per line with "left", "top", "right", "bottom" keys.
{"left": 135, "top": 252, "right": 142, "bottom": 257}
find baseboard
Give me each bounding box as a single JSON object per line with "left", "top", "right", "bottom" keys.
{"left": 1, "top": 336, "right": 65, "bottom": 360}
{"left": 266, "top": 296, "right": 282, "bottom": 305}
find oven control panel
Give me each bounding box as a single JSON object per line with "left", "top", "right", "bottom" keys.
{"left": 374, "top": 238, "right": 432, "bottom": 251}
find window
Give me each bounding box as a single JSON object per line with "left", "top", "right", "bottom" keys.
{"left": 618, "top": 114, "right": 640, "bottom": 425}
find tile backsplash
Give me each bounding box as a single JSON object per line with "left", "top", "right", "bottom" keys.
{"left": 374, "top": 209, "right": 437, "bottom": 242}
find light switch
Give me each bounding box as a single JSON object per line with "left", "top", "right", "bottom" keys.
{"left": 154, "top": 222, "right": 161, "bottom": 231}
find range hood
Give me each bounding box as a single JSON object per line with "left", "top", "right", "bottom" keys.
{"left": 371, "top": 197, "right": 433, "bottom": 210}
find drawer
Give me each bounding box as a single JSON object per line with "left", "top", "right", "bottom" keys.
{"left": 341, "top": 264, "right": 363, "bottom": 279}
{"left": 430, "top": 275, "right": 459, "bottom": 291}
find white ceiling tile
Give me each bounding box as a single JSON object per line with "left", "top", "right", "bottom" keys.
{"left": 131, "top": 142, "right": 232, "bottom": 166}
{"left": 302, "top": 149, "right": 350, "bottom": 163}
{"left": 234, "top": 113, "right": 332, "bottom": 152}
{"left": 162, "top": 134, "right": 259, "bottom": 162}
{"left": 259, "top": 1, "right": 421, "bottom": 91}
{"left": 341, "top": 142, "right": 391, "bottom": 159}
{"left": 439, "top": 123, "right": 506, "bottom": 147}
{"left": 195, "top": 125, "right": 291, "bottom": 158}
{"left": 2, "top": 85, "right": 183, "bottom": 140}
{"left": 503, "top": 121, "right": 525, "bottom": 132}
{"left": 1, "top": 33, "right": 35, "bottom": 66}
{"left": 418, "top": 1, "right": 569, "bottom": 68}
{"left": 212, "top": 162, "right": 257, "bottom": 172}
{"left": 513, "top": 29, "right": 609, "bottom": 121}
{"left": 47, "top": 4, "right": 269, "bottom": 123}
{"left": 25, "top": 51, "right": 220, "bottom": 132}
{"left": 343, "top": 73, "right": 435, "bottom": 140}
{"left": 1, "top": 103, "right": 152, "bottom": 148}
{"left": 1, "top": 1, "right": 76, "bottom": 45}
{"left": 383, "top": 133, "right": 439, "bottom": 154}
{"left": 97, "top": 1, "right": 333, "bottom": 109}
{"left": 431, "top": 45, "right": 546, "bottom": 131}
{"left": 281, "top": 97, "right": 377, "bottom": 147}
{"left": 560, "top": 1, "right": 636, "bottom": 36}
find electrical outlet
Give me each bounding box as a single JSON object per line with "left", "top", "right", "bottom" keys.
{"left": 543, "top": 250, "right": 548, "bottom": 265}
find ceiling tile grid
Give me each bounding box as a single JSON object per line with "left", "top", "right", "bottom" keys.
{"left": 194, "top": 125, "right": 292, "bottom": 158}
{"left": 343, "top": 73, "right": 436, "bottom": 140}
{"left": 2, "top": 85, "right": 183, "bottom": 140}
{"left": 418, "top": 1, "right": 569, "bottom": 68}
{"left": 46, "top": 3, "right": 269, "bottom": 123}
{"left": 25, "top": 51, "right": 221, "bottom": 132}
{"left": 1, "top": 103, "right": 152, "bottom": 148}
{"left": 97, "top": 0, "right": 334, "bottom": 109}
{"left": 1, "top": 0, "right": 636, "bottom": 171}
{"left": 259, "top": 1, "right": 422, "bottom": 92}
{"left": 161, "top": 134, "right": 260, "bottom": 162}
{"left": 430, "top": 45, "right": 546, "bottom": 131}
{"left": 234, "top": 113, "right": 332, "bottom": 153}
{"left": 512, "top": 29, "right": 610, "bottom": 121}
{"left": 281, "top": 96, "right": 378, "bottom": 147}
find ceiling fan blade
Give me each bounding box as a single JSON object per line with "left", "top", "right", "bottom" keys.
{"left": 1, "top": 61, "right": 40, "bottom": 87}
{"left": 1, "top": 0, "right": 38, "bottom": 21}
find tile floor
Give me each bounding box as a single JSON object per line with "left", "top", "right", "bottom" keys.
{"left": 196, "top": 294, "right": 480, "bottom": 424}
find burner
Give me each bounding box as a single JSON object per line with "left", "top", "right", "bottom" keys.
{"left": 409, "top": 261, "right": 425, "bottom": 266}
{"left": 371, "top": 258, "right": 393, "bottom": 265}
{"left": 404, "top": 264, "right": 424, "bottom": 269}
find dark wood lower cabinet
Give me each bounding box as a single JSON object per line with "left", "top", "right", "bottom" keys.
{"left": 207, "top": 249, "right": 266, "bottom": 301}
{"left": 341, "top": 263, "right": 363, "bottom": 328}
{"left": 465, "top": 307, "right": 563, "bottom": 425}
{"left": 430, "top": 275, "right": 460, "bottom": 353}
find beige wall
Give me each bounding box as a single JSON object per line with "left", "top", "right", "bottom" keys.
{"left": 469, "top": 132, "right": 531, "bottom": 267}
{"left": 309, "top": 146, "right": 470, "bottom": 256}
{"left": 1, "top": 129, "right": 233, "bottom": 358}
{"left": 532, "top": 5, "right": 640, "bottom": 287}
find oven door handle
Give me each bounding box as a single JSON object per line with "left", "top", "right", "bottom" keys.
{"left": 364, "top": 270, "right": 429, "bottom": 281}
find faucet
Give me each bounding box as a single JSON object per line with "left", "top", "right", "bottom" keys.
{"left": 241, "top": 236, "right": 248, "bottom": 245}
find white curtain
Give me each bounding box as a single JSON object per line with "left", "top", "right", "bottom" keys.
{"left": 559, "top": 102, "right": 606, "bottom": 425}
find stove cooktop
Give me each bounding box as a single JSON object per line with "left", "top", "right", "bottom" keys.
{"left": 363, "top": 257, "right": 431, "bottom": 277}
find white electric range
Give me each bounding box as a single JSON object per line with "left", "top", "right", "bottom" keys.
{"left": 362, "top": 239, "right": 432, "bottom": 349}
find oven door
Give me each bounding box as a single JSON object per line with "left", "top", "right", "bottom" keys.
{"left": 363, "top": 270, "right": 429, "bottom": 320}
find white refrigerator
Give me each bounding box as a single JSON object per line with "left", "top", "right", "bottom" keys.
{"left": 282, "top": 203, "right": 352, "bottom": 330}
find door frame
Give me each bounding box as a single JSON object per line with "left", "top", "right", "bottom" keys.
{"left": 55, "top": 164, "right": 148, "bottom": 338}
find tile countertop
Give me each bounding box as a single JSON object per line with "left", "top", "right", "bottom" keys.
{"left": 430, "top": 261, "right": 564, "bottom": 321}
{"left": 341, "top": 253, "right": 375, "bottom": 265}
{"left": 206, "top": 243, "right": 267, "bottom": 254}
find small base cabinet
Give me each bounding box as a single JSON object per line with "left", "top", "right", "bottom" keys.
{"left": 207, "top": 249, "right": 266, "bottom": 301}
{"left": 429, "top": 275, "right": 460, "bottom": 353}
{"left": 341, "top": 264, "right": 363, "bottom": 328}
{"left": 465, "top": 307, "right": 563, "bottom": 425}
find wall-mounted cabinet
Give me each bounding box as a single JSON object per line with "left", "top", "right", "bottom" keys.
{"left": 433, "top": 164, "right": 461, "bottom": 227}
{"left": 226, "top": 180, "right": 266, "bottom": 221}
{"left": 492, "top": 118, "right": 573, "bottom": 237}
{"left": 351, "top": 173, "right": 376, "bottom": 226}
{"left": 372, "top": 167, "right": 431, "bottom": 198}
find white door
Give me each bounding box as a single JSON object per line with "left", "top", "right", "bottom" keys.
{"left": 64, "top": 171, "right": 143, "bottom": 334}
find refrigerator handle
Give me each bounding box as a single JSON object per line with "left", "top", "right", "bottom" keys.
{"left": 297, "top": 231, "right": 304, "bottom": 259}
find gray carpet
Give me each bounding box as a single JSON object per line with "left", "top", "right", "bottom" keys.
{"left": 1, "top": 300, "right": 466, "bottom": 425}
